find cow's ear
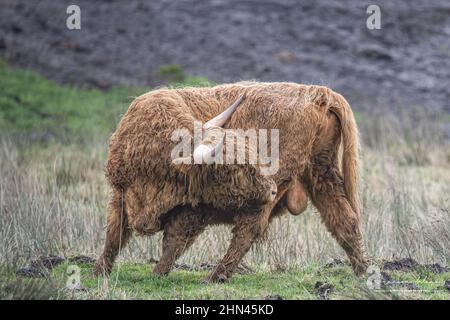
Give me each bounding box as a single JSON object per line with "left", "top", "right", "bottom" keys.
{"left": 172, "top": 156, "right": 192, "bottom": 175}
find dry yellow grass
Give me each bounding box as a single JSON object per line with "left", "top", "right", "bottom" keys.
{"left": 1, "top": 114, "right": 449, "bottom": 271}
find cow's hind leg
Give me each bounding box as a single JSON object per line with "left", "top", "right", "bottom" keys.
{"left": 307, "top": 166, "right": 368, "bottom": 276}
{"left": 93, "top": 189, "right": 132, "bottom": 277}
{"left": 153, "top": 208, "right": 208, "bottom": 276}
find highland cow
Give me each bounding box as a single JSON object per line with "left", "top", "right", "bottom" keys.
{"left": 93, "top": 81, "right": 368, "bottom": 282}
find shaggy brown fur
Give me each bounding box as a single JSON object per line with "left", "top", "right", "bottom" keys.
{"left": 93, "top": 81, "right": 368, "bottom": 282}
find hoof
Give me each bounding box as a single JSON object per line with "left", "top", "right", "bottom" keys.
{"left": 153, "top": 265, "right": 170, "bottom": 277}
{"left": 92, "top": 264, "right": 111, "bottom": 277}
{"left": 352, "top": 261, "right": 369, "bottom": 277}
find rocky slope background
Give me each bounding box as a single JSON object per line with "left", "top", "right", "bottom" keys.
{"left": 1, "top": 0, "right": 449, "bottom": 115}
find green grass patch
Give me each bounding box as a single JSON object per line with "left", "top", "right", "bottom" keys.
{"left": 0, "top": 62, "right": 143, "bottom": 141}
{"left": 22, "top": 262, "right": 446, "bottom": 300}
{"left": 47, "top": 262, "right": 353, "bottom": 299}
{"left": 0, "top": 61, "right": 212, "bottom": 142}
{"left": 156, "top": 63, "right": 213, "bottom": 87}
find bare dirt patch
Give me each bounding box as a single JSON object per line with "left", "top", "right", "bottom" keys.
{"left": 382, "top": 258, "right": 450, "bottom": 274}
{"left": 315, "top": 281, "right": 335, "bottom": 300}
{"left": 16, "top": 255, "right": 95, "bottom": 278}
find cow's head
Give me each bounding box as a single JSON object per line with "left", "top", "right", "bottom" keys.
{"left": 172, "top": 95, "right": 277, "bottom": 211}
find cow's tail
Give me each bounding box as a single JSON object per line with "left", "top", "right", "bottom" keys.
{"left": 330, "top": 94, "right": 361, "bottom": 215}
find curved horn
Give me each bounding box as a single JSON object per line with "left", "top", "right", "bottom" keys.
{"left": 203, "top": 95, "right": 245, "bottom": 129}
{"left": 192, "top": 95, "right": 244, "bottom": 164}
{"left": 193, "top": 128, "right": 226, "bottom": 164}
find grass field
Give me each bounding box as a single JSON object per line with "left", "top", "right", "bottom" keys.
{"left": 0, "top": 61, "right": 449, "bottom": 299}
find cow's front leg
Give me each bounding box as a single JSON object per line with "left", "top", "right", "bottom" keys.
{"left": 154, "top": 208, "right": 208, "bottom": 276}
{"left": 202, "top": 213, "right": 266, "bottom": 283}
{"left": 202, "top": 182, "right": 291, "bottom": 283}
